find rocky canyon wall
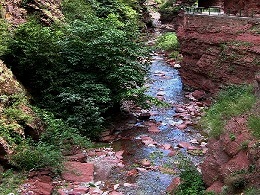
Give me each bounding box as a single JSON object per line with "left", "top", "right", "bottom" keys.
{"left": 224, "top": 0, "right": 260, "bottom": 16}
{"left": 177, "top": 14, "right": 260, "bottom": 93}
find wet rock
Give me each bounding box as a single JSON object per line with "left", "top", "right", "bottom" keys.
{"left": 175, "top": 107, "right": 186, "bottom": 113}
{"left": 192, "top": 90, "right": 206, "bottom": 100}
{"left": 190, "top": 139, "right": 199, "bottom": 144}
{"left": 206, "top": 181, "right": 224, "bottom": 194}
{"left": 176, "top": 123, "right": 187, "bottom": 130}
{"left": 110, "top": 191, "right": 123, "bottom": 195}
{"left": 162, "top": 143, "right": 172, "bottom": 150}
{"left": 156, "top": 91, "right": 166, "bottom": 96}
{"left": 115, "top": 150, "right": 124, "bottom": 160}
{"left": 123, "top": 183, "right": 137, "bottom": 187}
{"left": 141, "top": 135, "right": 157, "bottom": 145}
{"left": 187, "top": 146, "right": 201, "bottom": 150}
{"left": 147, "top": 123, "right": 161, "bottom": 133}
{"left": 138, "top": 112, "right": 151, "bottom": 120}
{"left": 136, "top": 167, "right": 148, "bottom": 172}
{"left": 220, "top": 151, "right": 250, "bottom": 178}
{"left": 156, "top": 95, "right": 164, "bottom": 101}
{"left": 141, "top": 159, "right": 151, "bottom": 167}
{"left": 174, "top": 63, "right": 181, "bottom": 68}
{"left": 72, "top": 186, "right": 89, "bottom": 194}
{"left": 62, "top": 162, "right": 94, "bottom": 182}
{"left": 178, "top": 142, "right": 192, "bottom": 149}
{"left": 99, "top": 135, "right": 117, "bottom": 142}
{"left": 166, "top": 177, "right": 181, "bottom": 193}
{"left": 168, "top": 150, "right": 177, "bottom": 157}
{"left": 127, "top": 169, "right": 138, "bottom": 176}
{"left": 66, "top": 153, "right": 86, "bottom": 163}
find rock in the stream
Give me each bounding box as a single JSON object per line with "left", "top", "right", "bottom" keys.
{"left": 138, "top": 112, "right": 151, "bottom": 120}
{"left": 192, "top": 90, "right": 206, "bottom": 100}
{"left": 178, "top": 141, "right": 192, "bottom": 149}
{"left": 141, "top": 159, "right": 151, "bottom": 167}
{"left": 166, "top": 177, "right": 181, "bottom": 193}
{"left": 174, "top": 63, "right": 181, "bottom": 68}
{"left": 61, "top": 162, "right": 94, "bottom": 182}
{"left": 176, "top": 123, "right": 187, "bottom": 130}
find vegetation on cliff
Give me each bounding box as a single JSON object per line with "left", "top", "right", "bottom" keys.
{"left": 0, "top": 0, "right": 149, "bottom": 189}
{"left": 201, "top": 85, "right": 256, "bottom": 138}
{"left": 2, "top": 0, "right": 148, "bottom": 139}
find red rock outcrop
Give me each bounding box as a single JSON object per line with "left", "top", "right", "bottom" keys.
{"left": 224, "top": 0, "right": 260, "bottom": 16}
{"left": 1, "top": 0, "right": 63, "bottom": 26}
{"left": 201, "top": 115, "right": 260, "bottom": 193}
{"left": 177, "top": 14, "right": 260, "bottom": 93}
{"left": 0, "top": 60, "right": 44, "bottom": 167}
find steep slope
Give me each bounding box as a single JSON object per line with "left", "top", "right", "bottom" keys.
{"left": 177, "top": 14, "right": 260, "bottom": 93}
{"left": 0, "top": 60, "right": 44, "bottom": 167}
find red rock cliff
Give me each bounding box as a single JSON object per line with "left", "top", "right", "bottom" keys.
{"left": 177, "top": 14, "right": 260, "bottom": 93}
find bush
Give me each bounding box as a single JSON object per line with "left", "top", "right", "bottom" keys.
{"left": 36, "top": 108, "right": 93, "bottom": 150}
{"left": 9, "top": 142, "right": 63, "bottom": 173}
{"left": 175, "top": 160, "right": 205, "bottom": 195}
{"left": 201, "top": 85, "right": 256, "bottom": 137}
{"left": 156, "top": 32, "right": 179, "bottom": 51}
{"left": 4, "top": 2, "right": 147, "bottom": 138}
{"left": 244, "top": 187, "right": 260, "bottom": 195}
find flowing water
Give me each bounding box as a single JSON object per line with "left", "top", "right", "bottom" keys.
{"left": 107, "top": 53, "right": 206, "bottom": 194}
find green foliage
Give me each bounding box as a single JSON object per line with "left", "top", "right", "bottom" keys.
{"left": 87, "top": 0, "right": 138, "bottom": 22}
{"left": 229, "top": 133, "right": 236, "bottom": 141}
{"left": 35, "top": 108, "right": 93, "bottom": 150}
{"left": 9, "top": 142, "right": 63, "bottom": 173}
{"left": 244, "top": 187, "right": 260, "bottom": 195}
{"left": 156, "top": 32, "right": 179, "bottom": 51}
{"left": 4, "top": 0, "right": 148, "bottom": 138}
{"left": 62, "top": 0, "right": 94, "bottom": 21}
{"left": 201, "top": 85, "right": 256, "bottom": 137}
{"left": 0, "top": 18, "right": 10, "bottom": 56}
{"left": 0, "top": 93, "right": 33, "bottom": 146}
{"left": 159, "top": 0, "right": 182, "bottom": 14}
{"left": 248, "top": 115, "right": 260, "bottom": 138}
{"left": 175, "top": 159, "right": 205, "bottom": 195}
{"left": 0, "top": 169, "right": 25, "bottom": 194}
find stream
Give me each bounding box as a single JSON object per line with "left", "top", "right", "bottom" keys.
{"left": 105, "top": 53, "right": 207, "bottom": 194}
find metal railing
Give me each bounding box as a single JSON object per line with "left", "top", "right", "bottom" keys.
{"left": 185, "top": 7, "right": 258, "bottom": 18}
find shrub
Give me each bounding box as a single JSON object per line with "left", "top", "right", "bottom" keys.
{"left": 9, "top": 142, "right": 63, "bottom": 173}
{"left": 156, "top": 32, "right": 179, "bottom": 51}
{"left": 35, "top": 108, "right": 93, "bottom": 150}
{"left": 175, "top": 160, "right": 205, "bottom": 195}
{"left": 244, "top": 187, "right": 260, "bottom": 195}
{"left": 4, "top": 4, "right": 147, "bottom": 138}
{"left": 201, "top": 85, "right": 256, "bottom": 137}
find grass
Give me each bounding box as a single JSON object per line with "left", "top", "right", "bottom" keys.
{"left": 248, "top": 115, "right": 260, "bottom": 138}
{"left": 201, "top": 84, "right": 256, "bottom": 138}
{"left": 9, "top": 142, "right": 64, "bottom": 173}
{"left": 244, "top": 187, "right": 260, "bottom": 195}
{"left": 0, "top": 169, "right": 25, "bottom": 194}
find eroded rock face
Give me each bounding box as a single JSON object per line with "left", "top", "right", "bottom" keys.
{"left": 224, "top": 0, "right": 260, "bottom": 16}
{"left": 177, "top": 14, "right": 260, "bottom": 93}
{"left": 1, "top": 0, "right": 63, "bottom": 26}
{"left": 0, "top": 60, "right": 44, "bottom": 166}
{"left": 201, "top": 115, "right": 260, "bottom": 193}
